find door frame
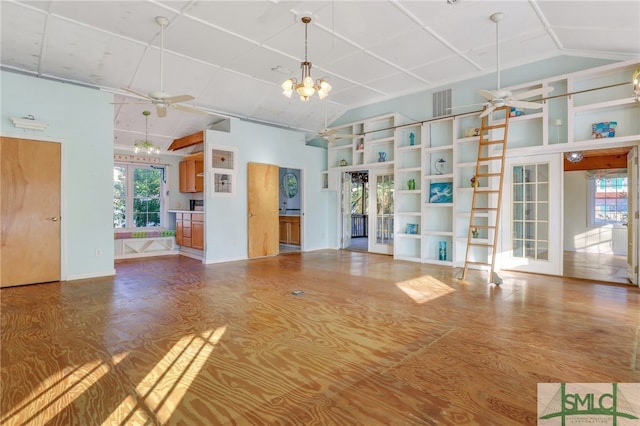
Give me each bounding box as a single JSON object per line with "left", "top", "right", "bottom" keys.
{"left": 1, "top": 135, "right": 64, "bottom": 284}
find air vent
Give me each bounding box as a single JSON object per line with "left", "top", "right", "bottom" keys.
{"left": 433, "top": 89, "right": 452, "bottom": 117}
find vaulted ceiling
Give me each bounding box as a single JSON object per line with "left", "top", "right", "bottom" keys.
{"left": 1, "top": 1, "right": 638, "bottom": 151}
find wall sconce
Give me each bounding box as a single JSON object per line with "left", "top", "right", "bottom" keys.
{"left": 633, "top": 69, "right": 639, "bottom": 102}
{"left": 11, "top": 115, "right": 48, "bottom": 131}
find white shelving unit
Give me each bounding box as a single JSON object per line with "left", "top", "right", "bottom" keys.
{"left": 394, "top": 123, "right": 423, "bottom": 262}
{"left": 324, "top": 59, "right": 640, "bottom": 269}
{"left": 422, "top": 118, "right": 454, "bottom": 265}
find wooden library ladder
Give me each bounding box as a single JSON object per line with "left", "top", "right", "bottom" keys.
{"left": 457, "top": 105, "right": 511, "bottom": 285}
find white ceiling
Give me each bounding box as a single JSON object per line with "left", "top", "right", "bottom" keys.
{"left": 2, "top": 0, "right": 638, "bottom": 151}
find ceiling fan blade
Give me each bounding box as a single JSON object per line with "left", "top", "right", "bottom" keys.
{"left": 164, "top": 94, "right": 195, "bottom": 104}
{"left": 172, "top": 103, "right": 209, "bottom": 115}
{"left": 508, "top": 100, "right": 545, "bottom": 110}
{"left": 157, "top": 105, "right": 167, "bottom": 118}
{"left": 510, "top": 86, "right": 553, "bottom": 101}
{"left": 478, "top": 89, "right": 496, "bottom": 101}
{"left": 479, "top": 104, "right": 496, "bottom": 118}
{"left": 121, "top": 87, "right": 151, "bottom": 100}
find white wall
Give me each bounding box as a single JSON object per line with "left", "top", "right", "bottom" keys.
{"left": 203, "top": 119, "right": 329, "bottom": 263}
{"left": 564, "top": 170, "right": 626, "bottom": 255}
{"left": 1, "top": 71, "right": 115, "bottom": 280}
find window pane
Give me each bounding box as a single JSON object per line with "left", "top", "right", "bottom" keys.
{"left": 114, "top": 164, "right": 163, "bottom": 229}
{"left": 113, "top": 166, "right": 127, "bottom": 228}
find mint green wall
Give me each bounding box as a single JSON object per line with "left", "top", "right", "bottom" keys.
{"left": 204, "top": 119, "right": 329, "bottom": 263}
{"left": 1, "top": 71, "right": 115, "bottom": 280}
{"left": 333, "top": 56, "right": 614, "bottom": 126}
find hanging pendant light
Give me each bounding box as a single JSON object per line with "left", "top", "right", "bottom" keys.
{"left": 134, "top": 110, "right": 160, "bottom": 155}
{"left": 281, "top": 16, "right": 332, "bottom": 102}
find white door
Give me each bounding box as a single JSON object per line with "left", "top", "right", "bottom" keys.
{"left": 627, "top": 147, "right": 638, "bottom": 285}
{"left": 369, "top": 167, "right": 394, "bottom": 255}
{"left": 341, "top": 172, "right": 352, "bottom": 249}
{"left": 498, "top": 153, "right": 562, "bottom": 275}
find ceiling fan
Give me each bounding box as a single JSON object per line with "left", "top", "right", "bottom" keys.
{"left": 309, "top": 102, "right": 361, "bottom": 144}
{"left": 119, "top": 16, "right": 206, "bottom": 118}
{"left": 477, "top": 12, "right": 553, "bottom": 118}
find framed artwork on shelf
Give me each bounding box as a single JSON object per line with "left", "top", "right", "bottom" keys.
{"left": 405, "top": 223, "right": 419, "bottom": 234}
{"left": 429, "top": 182, "right": 453, "bottom": 203}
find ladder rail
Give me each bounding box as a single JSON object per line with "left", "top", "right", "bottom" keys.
{"left": 460, "top": 106, "right": 510, "bottom": 284}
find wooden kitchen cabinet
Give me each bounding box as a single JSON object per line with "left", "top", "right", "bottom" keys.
{"left": 179, "top": 155, "right": 204, "bottom": 193}
{"left": 191, "top": 213, "right": 204, "bottom": 249}
{"left": 279, "top": 216, "right": 300, "bottom": 245}
{"left": 175, "top": 212, "right": 204, "bottom": 250}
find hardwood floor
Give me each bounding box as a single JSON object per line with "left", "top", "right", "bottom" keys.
{"left": 563, "top": 250, "right": 630, "bottom": 284}
{"left": 1, "top": 251, "right": 639, "bottom": 425}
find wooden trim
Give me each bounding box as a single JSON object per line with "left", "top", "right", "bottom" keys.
{"left": 564, "top": 154, "right": 627, "bottom": 171}
{"left": 168, "top": 130, "right": 204, "bottom": 151}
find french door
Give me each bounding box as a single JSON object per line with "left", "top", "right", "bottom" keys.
{"left": 498, "top": 153, "right": 562, "bottom": 275}
{"left": 627, "top": 147, "right": 639, "bottom": 285}
{"left": 369, "top": 168, "right": 394, "bottom": 255}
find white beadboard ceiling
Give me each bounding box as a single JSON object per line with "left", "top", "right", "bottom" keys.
{"left": 1, "top": 0, "right": 638, "bottom": 151}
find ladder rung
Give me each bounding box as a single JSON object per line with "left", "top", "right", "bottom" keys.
{"left": 480, "top": 139, "right": 506, "bottom": 145}
{"left": 469, "top": 242, "right": 493, "bottom": 247}
{"left": 470, "top": 225, "right": 496, "bottom": 229}
{"left": 465, "top": 261, "right": 491, "bottom": 266}
{"left": 472, "top": 207, "right": 499, "bottom": 211}
{"left": 476, "top": 173, "right": 502, "bottom": 177}
{"left": 483, "top": 124, "right": 507, "bottom": 130}
{"left": 478, "top": 156, "right": 504, "bottom": 161}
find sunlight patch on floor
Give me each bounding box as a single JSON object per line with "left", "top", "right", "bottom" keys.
{"left": 134, "top": 326, "right": 227, "bottom": 423}
{"left": 396, "top": 275, "right": 455, "bottom": 304}
{"left": 2, "top": 352, "right": 127, "bottom": 425}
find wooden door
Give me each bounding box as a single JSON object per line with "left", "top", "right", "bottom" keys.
{"left": 1, "top": 137, "right": 61, "bottom": 286}
{"left": 248, "top": 163, "right": 279, "bottom": 258}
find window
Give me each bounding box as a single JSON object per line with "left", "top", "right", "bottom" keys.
{"left": 589, "top": 175, "right": 628, "bottom": 227}
{"left": 114, "top": 164, "right": 165, "bottom": 229}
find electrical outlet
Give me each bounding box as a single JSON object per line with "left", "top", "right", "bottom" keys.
{"left": 95, "top": 248, "right": 103, "bottom": 257}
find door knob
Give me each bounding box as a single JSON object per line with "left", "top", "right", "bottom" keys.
{"left": 46, "top": 217, "right": 60, "bottom": 222}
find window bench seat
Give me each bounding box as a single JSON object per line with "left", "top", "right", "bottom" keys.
{"left": 114, "top": 230, "right": 177, "bottom": 259}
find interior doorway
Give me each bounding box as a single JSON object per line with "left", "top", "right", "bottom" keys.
{"left": 278, "top": 167, "right": 302, "bottom": 254}
{"left": 562, "top": 147, "right": 636, "bottom": 285}
{"left": 344, "top": 171, "right": 369, "bottom": 252}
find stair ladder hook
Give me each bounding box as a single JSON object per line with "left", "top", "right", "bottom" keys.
{"left": 457, "top": 105, "right": 510, "bottom": 285}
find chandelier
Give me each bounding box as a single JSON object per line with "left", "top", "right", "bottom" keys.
{"left": 134, "top": 110, "right": 160, "bottom": 155}
{"left": 633, "top": 69, "right": 640, "bottom": 102}
{"left": 281, "top": 16, "right": 331, "bottom": 102}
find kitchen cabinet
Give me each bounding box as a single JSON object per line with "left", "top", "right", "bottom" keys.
{"left": 175, "top": 212, "right": 204, "bottom": 250}
{"left": 279, "top": 216, "right": 300, "bottom": 245}
{"left": 179, "top": 154, "right": 204, "bottom": 193}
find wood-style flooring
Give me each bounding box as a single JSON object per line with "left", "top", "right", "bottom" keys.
{"left": 563, "top": 250, "right": 630, "bottom": 284}
{"left": 2, "top": 250, "right": 639, "bottom": 425}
